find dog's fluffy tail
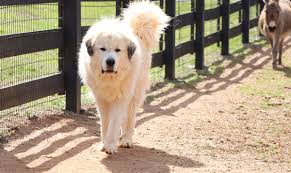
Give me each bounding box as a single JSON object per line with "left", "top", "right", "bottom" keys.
{"left": 122, "top": 1, "right": 170, "bottom": 49}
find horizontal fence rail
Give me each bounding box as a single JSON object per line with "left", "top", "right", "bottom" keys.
{"left": 0, "top": 29, "right": 63, "bottom": 59}
{"left": 0, "top": 0, "right": 119, "bottom": 6}
{"left": 0, "top": 74, "right": 64, "bottom": 111}
{"left": 0, "top": 0, "right": 264, "bottom": 113}
{"left": 0, "top": 0, "right": 58, "bottom": 6}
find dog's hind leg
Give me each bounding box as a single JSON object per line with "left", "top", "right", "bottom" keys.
{"left": 278, "top": 39, "right": 284, "bottom": 65}
{"left": 120, "top": 100, "right": 136, "bottom": 148}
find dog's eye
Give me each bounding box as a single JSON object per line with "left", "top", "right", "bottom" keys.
{"left": 100, "top": 48, "right": 106, "bottom": 51}
{"left": 115, "top": 49, "right": 121, "bottom": 52}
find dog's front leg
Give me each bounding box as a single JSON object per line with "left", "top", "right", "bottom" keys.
{"left": 103, "top": 102, "right": 127, "bottom": 154}
{"left": 120, "top": 100, "right": 136, "bottom": 148}
{"left": 94, "top": 97, "right": 110, "bottom": 152}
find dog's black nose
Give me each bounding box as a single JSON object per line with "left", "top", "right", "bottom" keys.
{"left": 106, "top": 58, "right": 115, "bottom": 67}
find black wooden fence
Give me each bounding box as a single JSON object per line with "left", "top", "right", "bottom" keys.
{"left": 0, "top": 0, "right": 264, "bottom": 114}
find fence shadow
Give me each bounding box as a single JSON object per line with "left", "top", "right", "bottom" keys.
{"left": 1, "top": 115, "right": 100, "bottom": 173}
{"left": 1, "top": 113, "right": 200, "bottom": 173}
{"left": 0, "top": 147, "right": 33, "bottom": 173}
{"left": 137, "top": 38, "right": 291, "bottom": 126}
{"left": 101, "top": 145, "right": 203, "bottom": 173}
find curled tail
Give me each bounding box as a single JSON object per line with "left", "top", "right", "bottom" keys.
{"left": 122, "top": 1, "right": 170, "bottom": 49}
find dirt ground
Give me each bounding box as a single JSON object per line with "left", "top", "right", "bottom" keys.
{"left": 1, "top": 42, "right": 291, "bottom": 173}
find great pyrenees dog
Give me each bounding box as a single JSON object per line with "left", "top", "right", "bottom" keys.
{"left": 78, "top": 1, "right": 170, "bottom": 154}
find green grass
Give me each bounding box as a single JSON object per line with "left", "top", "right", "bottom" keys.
{"left": 0, "top": 1, "right": 264, "bottom": 117}
{"left": 240, "top": 62, "right": 291, "bottom": 110}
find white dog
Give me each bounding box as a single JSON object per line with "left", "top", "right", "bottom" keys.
{"left": 78, "top": 1, "right": 170, "bottom": 154}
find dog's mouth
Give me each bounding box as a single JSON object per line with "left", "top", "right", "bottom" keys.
{"left": 268, "top": 26, "right": 276, "bottom": 32}
{"left": 102, "top": 69, "right": 117, "bottom": 74}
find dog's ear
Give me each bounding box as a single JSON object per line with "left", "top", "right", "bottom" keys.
{"left": 127, "top": 42, "right": 136, "bottom": 59}
{"left": 85, "top": 39, "right": 94, "bottom": 56}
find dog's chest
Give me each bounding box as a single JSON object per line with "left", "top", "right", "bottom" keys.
{"left": 95, "top": 83, "right": 125, "bottom": 102}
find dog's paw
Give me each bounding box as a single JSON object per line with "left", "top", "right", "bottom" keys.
{"left": 119, "top": 137, "right": 133, "bottom": 148}
{"left": 102, "top": 143, "right": 117, "bottom": 154}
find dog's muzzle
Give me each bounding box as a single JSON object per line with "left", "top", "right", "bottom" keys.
{"left": 102, "top": 57, "right": 117, "bottom": 74}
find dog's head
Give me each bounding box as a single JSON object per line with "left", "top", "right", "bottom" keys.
{"left": 83, "top": 19, "right": 138, "bottom": 79}
{"left": 264, "top": 0, "right": 281, "bottom": 32}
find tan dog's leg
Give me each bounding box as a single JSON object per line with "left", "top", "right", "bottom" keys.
{"left": 120, "top": 100, "right": 136, "bottom": 148}
{"left": 103, "top": 102, "right": 127, "bottom": 154}
{"left": 95, "top": 99, "right": 109, "bottom": 152}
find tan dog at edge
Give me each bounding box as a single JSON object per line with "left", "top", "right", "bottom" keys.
{"left": 78, "top": 1, "right": 170, "bottom": 154}
{"left": 259, "top": 0, "right": 291, "bottom": 66}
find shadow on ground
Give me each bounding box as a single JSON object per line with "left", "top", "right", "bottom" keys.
{"left": 1, "top": 115, "right": 100, "bottom": 173}
{"left": 137, "top": 38, "right": 291, "bottom": 126}
{"left": 1, "top": 114, "right": 202, "bottom": 173}
{"left": 273, "top": 65, "right": 291, "bottom": 78}
{"left": 101, "top": 145, "right": 203, "bottom": 173}
{"left": 0, "top": 147, "right": 33, "bottom": 173}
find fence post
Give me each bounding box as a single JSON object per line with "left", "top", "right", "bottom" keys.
{"left": 63, "top": 0, "right": 81, "bottom": 113}
{"left": 217, "top": 0, "right": 221, "bottom": 47}
{"left": 164, "top": 0, "right": 176, "bottom": 80}
{"left": 221, "top": 0, "right": 230, "bottom": 55}
{"left": 190, "top": 0, "right": 195, "bottom": 42}
{"left": 195, "top": 0, "right": 205, "bottom": 70}
{"left": 116, "top": 0, "right": 122, "bottom": 16}
{"left": 58, "top": 0, "right": 63, "bottom": 73}
{"left": 242, "top": 0, "right": 250, "bottom": 44}
{"left": 58, "top": 0, "right": 65, "bottom": 95}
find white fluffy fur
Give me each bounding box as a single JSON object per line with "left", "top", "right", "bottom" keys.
{"left": 78, "top": 1, "right": 170, "bottom": 154}
{"left": 123, "top": 1, "right": 170, "bottom": 49}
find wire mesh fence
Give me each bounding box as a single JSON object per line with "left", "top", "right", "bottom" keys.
{"left": 249, "top": 0, "right": 261, "bottom": 42}
{"left": 81, "top": 1, "right": 116, "bottom": 26}
{"left": 0, "top": 3, "right": 58, "bottom": 35}
{"left": 175, "top": 0, "right": 194, "bottom": 80}
{"left": 0, "top": 2, "right": 63, "bottom": 136}
{"left": 175, "top": 0, "right": 224, "bottom": 80}
{"left": 174, "top": 0, "right": 263, "bottom": 82}
{"left": 203, "top": 0, "right": 225, "bottom": 70}
{"left": 150, "top": 0, "right": 166, "bottom": 85}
